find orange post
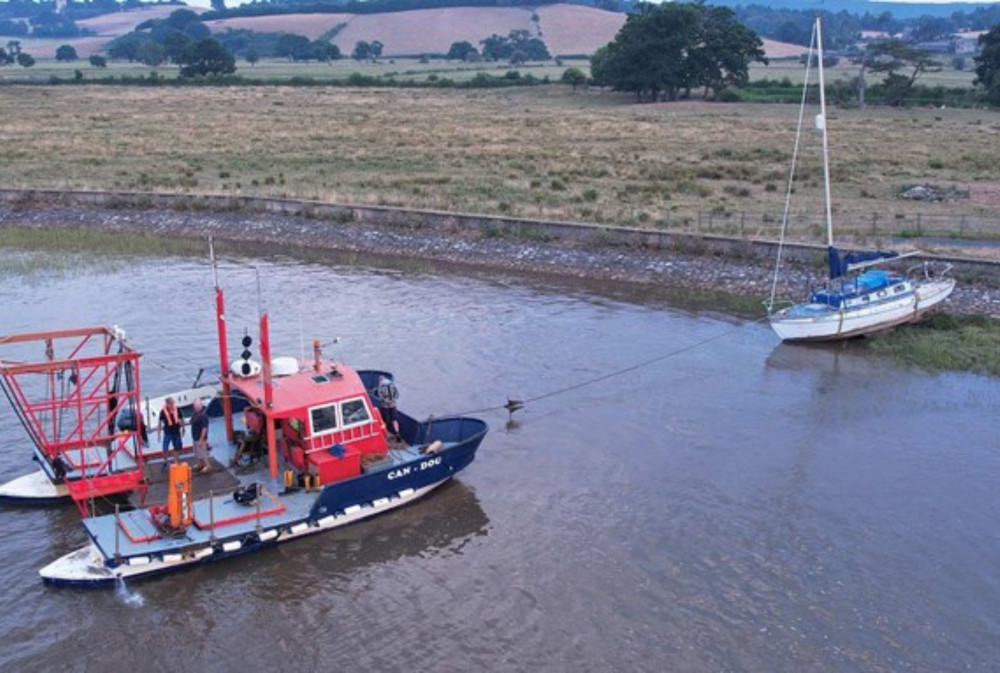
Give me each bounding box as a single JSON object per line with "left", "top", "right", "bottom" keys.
{"left": 167, "top": 462, "right": 193, "bottom": 529}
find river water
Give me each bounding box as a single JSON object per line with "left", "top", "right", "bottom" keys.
{"left": 0, "top": 244, "right": 998, "bottom": 672}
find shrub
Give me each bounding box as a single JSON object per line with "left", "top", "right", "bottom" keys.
{"left": 56, "top": 44, "right": 78, "bottom": 61}
{"left": 716, "top": 88, "right": 741, "bottom": 103}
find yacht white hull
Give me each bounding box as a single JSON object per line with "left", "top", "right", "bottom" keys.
{"left": 771, "top": 278, "right": 955, "bottom": 342}
{"left": 0, "top": 469, "right": 70, "bottom": 504}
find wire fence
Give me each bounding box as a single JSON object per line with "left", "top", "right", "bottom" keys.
{"left": 654, "top": 209, "right": 1000, "bottom": 246}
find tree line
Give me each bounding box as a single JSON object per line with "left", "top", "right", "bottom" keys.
{"left": 584, "top": 2, "right": 1000, "bottom": 108}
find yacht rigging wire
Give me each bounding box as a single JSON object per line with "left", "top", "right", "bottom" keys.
{"left": 768, "top": 20, "right": 818, "bottom": 315}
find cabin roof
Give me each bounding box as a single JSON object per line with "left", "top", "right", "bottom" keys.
{"left": 226, "top": 361, "right": 368, "bottom": 417}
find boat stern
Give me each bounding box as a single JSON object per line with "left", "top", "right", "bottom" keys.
{"left": 39, "top": 543, "right": 118, "bottom": 587}
{"left": 0, "top": 469, "right": 70, "bottom": 505}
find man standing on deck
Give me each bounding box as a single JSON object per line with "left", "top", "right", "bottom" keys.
{"left": 376, "top": 375, "right": 401, "bottom": 441}
{"left": 191, "top": 399, "right": 211, "bottom": 474}
{"left": 158, "top": 397, "right": 184, "bottom": 470}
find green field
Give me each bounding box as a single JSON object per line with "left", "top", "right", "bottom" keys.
{"left": 0, "top": 56, "right": 591, "bottom": 84}
{"left": 749, "top": 57, "right": 978, "bottom": 88}
{"left": 0, "top": 53, "right": 979, "bottom": 89}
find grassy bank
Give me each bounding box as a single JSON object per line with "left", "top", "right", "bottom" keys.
{"left": 866, "top": 313, "right": 1000, "bottom": 376}
{"left": 0, "top": 227, "right": 211, "bottom": 280}
{"left": 1, "top": 85, "right": 999, "bottom": 243}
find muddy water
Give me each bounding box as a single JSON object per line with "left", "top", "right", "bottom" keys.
{"left": 0, "top": 246, "right": 998, "bottom": 672}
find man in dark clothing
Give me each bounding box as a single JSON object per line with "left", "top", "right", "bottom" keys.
{"left": 190, "top": 398, "right": 211, "bottom": 474}
{"left": 376, "top": 375, "right": 400, "bottom": 440}
{"left": 158, "top": 397, "right": 184, "bottom": 470}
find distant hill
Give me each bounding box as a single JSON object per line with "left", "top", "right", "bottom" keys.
{"left": 202, "top": 4, "right": 805, "bottom": 59}
{"left": 10, "top": 3, "right": 808, "bottom": 61}
{"left": 204, "top": 4, "right": 624, "bottom": 56}
{"left": 10, "top": 5, "right": 204, "bottom": 58}
{"left": 709, "top": 1, "right": 1000, "bottom": 20}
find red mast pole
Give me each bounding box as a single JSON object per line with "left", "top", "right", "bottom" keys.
{"left": 215, "top": 286, "right": 234, "bottom": 442}
{"left": 259, "top": 311, "right": 277, "bottom": 479}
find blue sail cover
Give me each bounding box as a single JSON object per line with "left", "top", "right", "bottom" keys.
{"left": 827, "top": 246, "right": 900, "bottom": 279}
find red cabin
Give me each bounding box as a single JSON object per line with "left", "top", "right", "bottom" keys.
{"left": 226, "top": 360, "right": 389, "bottom": 486}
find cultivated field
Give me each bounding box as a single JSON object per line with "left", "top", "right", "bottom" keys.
{"left": 1, "top": 85, "right": 998, "bottom": 244}
{"left": 13, "top": 3, "right": 801, "bottom": 61}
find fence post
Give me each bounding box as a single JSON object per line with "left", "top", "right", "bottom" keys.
{"left": 917, "top": 213, "right": 923, "bottom": 237}
{"left": 740, "top": 211, "right": 746, "bottom": 238}
{"left": 696, "top": 210, "right": 701, "bottom": 233}
{"left": 871, "top": 212, "right": 878, "bottom": 238}
{"left": 960, "top": 214, "right": 966, "bottom": 237}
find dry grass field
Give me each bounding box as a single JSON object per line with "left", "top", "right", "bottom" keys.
{"left": 1, "top": 85, "right": 998, "bottom": 243}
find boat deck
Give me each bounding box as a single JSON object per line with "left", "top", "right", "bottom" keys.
{"left": 86, "top": 489, "right": 318, "bottom": 558}
{"left": 84, "top": 413, "right": 425, "bottom": 560}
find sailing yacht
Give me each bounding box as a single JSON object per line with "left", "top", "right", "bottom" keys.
{"left": 767, "top": 17, "right": 955, "bottom": 342}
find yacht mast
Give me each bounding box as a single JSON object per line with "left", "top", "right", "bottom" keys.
{"left": 816, "top": 17, "right": 834, "bottom": 249}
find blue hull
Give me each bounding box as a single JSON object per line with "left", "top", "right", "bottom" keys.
{"left": 43, "top": 415, "right": 488, "bottom": 587}
{"left": 311, "top": 414, "right": 486, "bottom": 519}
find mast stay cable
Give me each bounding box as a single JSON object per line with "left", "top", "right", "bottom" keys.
{"left": 446, "top": 315, "right": 769, "bottom": 418}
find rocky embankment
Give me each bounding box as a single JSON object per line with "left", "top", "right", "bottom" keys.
{"left": 2, "top": 201, "right": 998, "bottom": 318}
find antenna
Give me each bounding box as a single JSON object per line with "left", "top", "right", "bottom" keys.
{"left": 255, "top": 267, "right": 263, "bottom": 316}
{"left": 298, "top": 305, "right": 305, "bottom": 363}
{"left": 209, "top": 235, "right": 219, "bottom": 290}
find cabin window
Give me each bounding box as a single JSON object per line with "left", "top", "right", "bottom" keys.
{"left": 341, "top": 398, "right": 371, "bottom": 427}
{"left": 894, "top": 285, "right": 905, "bottom": 294}
{"left": 309, "top": 404, "right": 339, "bottom": 436}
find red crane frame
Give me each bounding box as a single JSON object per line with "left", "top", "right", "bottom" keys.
{"left": 0, "top": 327, "right": 146, "bottom": 515}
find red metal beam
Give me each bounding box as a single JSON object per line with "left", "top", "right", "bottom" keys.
{"left": 0, "top": 352, "right": 137, "bottom": 376}
{"left": 0, "top": 326, "right": 111, "bottom": 346}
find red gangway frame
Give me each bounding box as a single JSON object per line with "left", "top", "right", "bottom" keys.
{"left": 0, "top": 327, "right": 146, "bottom": 515}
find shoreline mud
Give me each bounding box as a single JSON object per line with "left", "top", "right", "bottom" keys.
{"left": 1, "top": 198, "right": 998, "bottom": 318}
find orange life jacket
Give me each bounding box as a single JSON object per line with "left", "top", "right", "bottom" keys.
{"left": 162, "top": 404, "right": 180, "bottom": 427}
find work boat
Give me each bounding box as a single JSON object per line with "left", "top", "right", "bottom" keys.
{"left": 0, "top": 275, "right": 487, "bottom": 587}
{"left": 767, "top": 17, "right": 955, "bottom": 342}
